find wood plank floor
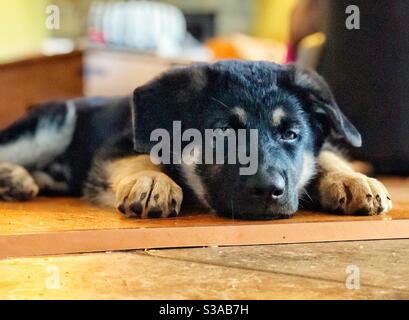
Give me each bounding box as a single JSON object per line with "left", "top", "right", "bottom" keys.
{"left": 1, "top": 240, "right": 408, "bottom": 299}
{"left": 0, "top": 178, "right": 408, "bottom": 258}
{"left": 0, "top": 177, "right": 408, "bottom": 299}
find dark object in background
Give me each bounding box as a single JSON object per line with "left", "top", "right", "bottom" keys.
{"left": 318, "top": 0, "right": 409, "bottom": 175}
{"left": 184, "top": 12, "right": 216, "bottom": 42}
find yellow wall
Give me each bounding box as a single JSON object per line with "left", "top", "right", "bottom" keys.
{"left": 0, "top": 0, "right": 299, "bottom": 62}
{"left": 253, "top": 0, "right": 299, "bottom": 43}
{"left": 0, "top": 0, "right": 49, "bottom": 62}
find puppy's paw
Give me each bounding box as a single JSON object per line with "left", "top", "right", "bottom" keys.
{"left": 115, "top": 171, "right": 183, "bottom": 218}
{"left": 319, "top": 171, "right": 392, "bottom": 215}
{"left": 0, "top": 163, "right": 39, "bottom": 201}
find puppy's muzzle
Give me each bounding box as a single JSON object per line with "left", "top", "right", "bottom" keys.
{"left": 232, "top": 170, "right": 297, "bottom": 220}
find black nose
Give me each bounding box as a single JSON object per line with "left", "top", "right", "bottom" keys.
{"left": 251, "top": 172, "right": 285, "bottom": 200}
{"left": 269, "top": 172, "right": 285, "bottom": 199}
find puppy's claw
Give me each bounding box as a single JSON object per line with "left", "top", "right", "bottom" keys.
{"left": 117, "top": 204, "right": 126, "bottom": 215}
{"left": 115, "top": 171, "right": 183, "bottom": 219}
{"left": 147, "top": 207, "right": 162, "bottom": 219}
{"left": 129, "top": 202, "right": 143, "bottom": 216}
{"left": 319, "top": 172, "right": 392, "bottom": 216}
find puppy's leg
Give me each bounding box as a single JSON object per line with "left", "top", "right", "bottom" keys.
{"left": 0, "top": 162, "right": 39, "bottom": 201}
{"left": 85, "top": 155, "right": 183, "bottom": 218}
{"left": 0, "top": 101, "right": 76, "bottom": 200}
{"left": 317, "top": 151, "right": 392, "bottom": 215}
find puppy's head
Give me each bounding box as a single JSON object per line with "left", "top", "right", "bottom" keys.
{"left": 132, "top": 61, "right": 361, "bottom": 219}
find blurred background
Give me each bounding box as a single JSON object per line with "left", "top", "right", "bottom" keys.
{"left": 0, "top": 0, "right": 408, "bottom": 174}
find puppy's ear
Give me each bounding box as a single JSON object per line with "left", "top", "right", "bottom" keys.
{"left": 131, "top": 64, "right": 209, "bottom": 153}
{"left": 278, "top": 64, "right": 362, "bottom": 147}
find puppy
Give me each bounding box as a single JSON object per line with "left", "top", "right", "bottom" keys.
{"left": 0, "top": 61, "right": 392, "bottom": 219}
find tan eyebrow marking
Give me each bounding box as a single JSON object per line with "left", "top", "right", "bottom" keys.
{"left": 272, "top": 107, "right": 285, "bottom": 126}
{"left": 232, "top": 106, "right": 247, "bottom": 124}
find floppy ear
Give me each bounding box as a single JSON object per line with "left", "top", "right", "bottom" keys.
{"left": 131, "top": 64, "right": 209, "bottom": 153}
{"left": 278, "top": 64, "right": 362, "bottom": 147}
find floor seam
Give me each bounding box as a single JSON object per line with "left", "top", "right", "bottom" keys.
{"left": 133, "top": 250, "right": 409, "bottom": 294}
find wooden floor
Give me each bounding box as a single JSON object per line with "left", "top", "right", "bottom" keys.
{"left": 1, "top": 178, "right": 409, "bottom": 259}
{"left": 0, "top": 177, "right": 408, "bottom": 299}
{"left": 1, "top": 240, "right": 408, "bottom": 299}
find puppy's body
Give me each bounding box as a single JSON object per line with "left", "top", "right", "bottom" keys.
{"left": 0, "top": 61, "right": 392, "bottom": 218}
{"left": 0, "top": 97, "right": 131, "bottom": 196}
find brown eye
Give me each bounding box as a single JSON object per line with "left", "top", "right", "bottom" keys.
{"left": 281, "top": 130, "right": 298, "bottom": 141}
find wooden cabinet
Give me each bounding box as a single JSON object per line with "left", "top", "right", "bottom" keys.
{"left": 84, "top": 49, "right": 190, "bottom": 97}
{"left": 0, "top": 51, "right": 83, "bottom": 128}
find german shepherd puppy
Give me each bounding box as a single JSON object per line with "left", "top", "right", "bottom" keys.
{"left": 0, "top": 61, "right": 392, "bottom": 219}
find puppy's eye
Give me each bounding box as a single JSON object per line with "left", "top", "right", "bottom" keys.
{"left": 281, "top": 130, "right": 298, "bottom": 141}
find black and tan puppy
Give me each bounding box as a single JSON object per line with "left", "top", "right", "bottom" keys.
{"left": 0, "top": 61, "right": 392, "bottom": 219}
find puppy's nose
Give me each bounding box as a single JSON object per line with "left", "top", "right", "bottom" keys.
{"left": 251, "top": 172, "right": 285, "bottom": 200}
{"left": 270, "top": 172, "right": 285, "bottom": 199}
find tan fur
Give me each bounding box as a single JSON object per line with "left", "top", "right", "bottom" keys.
{"left": 297, "top": 152, "right": 316, "bottom": 191}
{"left": 108, "top": 155, "right": 161, "bottom": 189}
{"left": 232, "top": 106, "right": 247, "bottom": 124}
{"left": 272, "top": 107, "right": 285, "bottom": 126}
{"left": 106, "top": 155, "right": 183, "bottom": 218}
{"left": 318, "top": 151, "right": 392, "bottom": 215}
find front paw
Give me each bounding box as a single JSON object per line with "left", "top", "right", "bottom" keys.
{"left": 319, "top": 171, "right": 392, "bottom": 215}
{"left": 114, "top": 171, "right": 183, "bottom": 218}
{"left": 0, "top": 163, "right": 39, "bottom": 201}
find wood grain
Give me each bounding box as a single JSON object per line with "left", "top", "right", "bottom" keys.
{"left": 0, "top": 178, "right": 408, "bottom": 258}
{"left": 2, "top": 240, "right": 409, "bottom": 299}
